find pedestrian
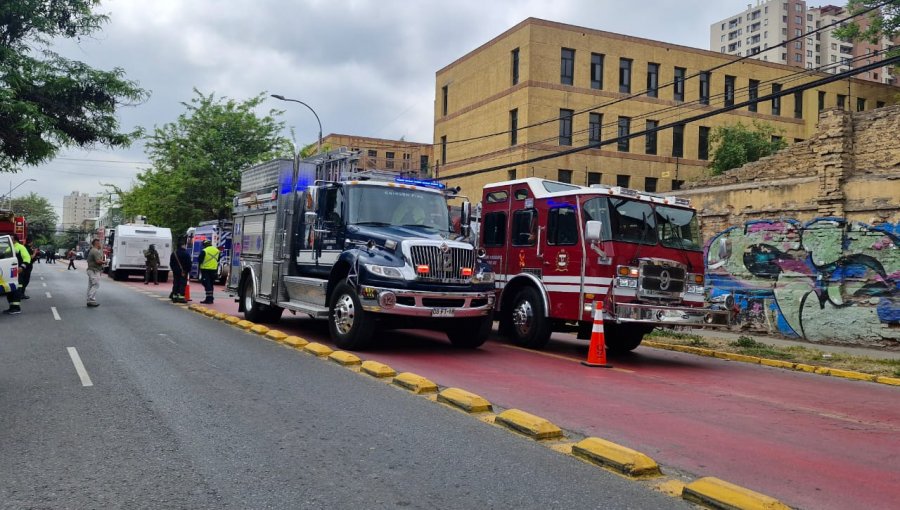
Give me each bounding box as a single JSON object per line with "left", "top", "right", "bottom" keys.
{"left": 143, "top": 244, "right": 160, "bottom": 285}
{"left": 169, "top": 238, "right": 191, "bottom": 303}
{"left": 67, "top": 248, "right": 76, "bottom": 270}
{"left": 86, "top": 238, "right": 104, "bottom": 307}
{"left": 198, "top": 239, "right": 219, "bottom": 304}
{"left": 32, "top": 244, "right": 41, "bottom": 263}
{"left": 12, "top": 234, "right": 32, "bottom": 300}
{"left": 2, "top": 238, "right": 22, "bottom": 315}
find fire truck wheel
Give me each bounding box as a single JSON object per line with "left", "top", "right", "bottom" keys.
{"left": 508, "top": 287, "right": 551, "bottom": 349}
{"left": 447, "top": 313, "right": 493, "bottom": 349}
{"left": 241, "top": 278, "right": 265, "bottom": 323}
{"left": 605, "top": 324, "right": 652, "bottom": 353}
{"left": 328, "top": 280, "right": 374, "bottom": 350}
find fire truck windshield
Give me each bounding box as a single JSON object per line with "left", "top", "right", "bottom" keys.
{"left": 582, "top": 197, "right": 701, "bottom": 250}
{"left": 346, "top": 185, "right": 451, "bottom": 232}
{"left": 656, "top": 205, "right": 702, "bottom": 251}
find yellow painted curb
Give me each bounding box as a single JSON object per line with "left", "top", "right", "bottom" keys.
{"left": 188, "top": 304, "right": 205, "bottom": 312}
{"left": 760, "top": 358, "right": 795, "bottom": 369}
{"left": 214, "top": 312, "right": 228, "bottom": 320}
{"left": 572, "top": 437, "right": 661, "bottom": 478}
{"left": 682, "top": 477, "right": 790, "bottom": 510}
{"left": 393, "top": 372, "right": 438, "bottom": 394}
{"left": 265, "top": 330, "right": 288, "bottom": 342}
{"left": 202, "top": 308, "right": 219, "bottom": 317}
{"left": 794, "top": 363, "right": 817, "bottom": 373}
{"left": 283, "top": 336, "right": 309, "bottom": 348}
{"left": 360, "top": 360, "right": 396, "bottom": 378}
{"left": 495, "top": 409, "right": 563, "bottom": 440}
{"left": 876, "top": 375, "right": 900, "bottom": 386}
{"left": 236, "top": 320, "right": 254, "bottom": 329}
{"left": 329, "top": 351, "right": 362, "bottom": 366}
{"left": 437, "top": 387, "right": 493, "bottom": 413}
{"left": 250, "top": 324, "right": 270, "bottom": 335}
{"left": 223, "top": 316, "right": 240, "bottom": 324}
{"left": 720, "top": 352, "right": 762, "bottom": 364}
{"left": 303, "top": 342, "right": 334, "bottom": 357}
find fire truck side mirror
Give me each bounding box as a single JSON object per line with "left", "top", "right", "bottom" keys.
{"left": 461, "top": 201, "right": 472, "bottom": 227}
{"left": 585, "top": 220, "right": 603, "bottom": 242}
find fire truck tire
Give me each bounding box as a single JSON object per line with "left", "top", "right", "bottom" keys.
{"left": 241, "top": 278, "right": 266, "bottom": 323}
{"left": 112, "top": 269, "right": 124, "bottom": 281}
{"left": 328, "top": 280, "right": 374, "bottom": 351}
{"left": 508, "top": 287, "right": 552, "bottom": 349}
{"left": 446, "top": 313, "right": 493, "bottom": 349}
{"left": 605, "top": 324, "right": 652, "bottom": 353}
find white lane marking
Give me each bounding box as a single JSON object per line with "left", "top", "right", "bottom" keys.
{"left": 67, "top": 347, "right": 94, "bottom": 387}
{"left": 46, "top": 292, "right": 52, "bottom": 298}
{"left": 51, "top": 307, "right": 61, "bottom": 320}
{"left": 40, "top": 276, "right": 45, "bottom": 280}
{"left": 42, "top": 282, "right": 47, "bottom": 287}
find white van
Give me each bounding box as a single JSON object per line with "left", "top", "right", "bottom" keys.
{"left": 107, "top": 224, "right": 173, "bottom": 281}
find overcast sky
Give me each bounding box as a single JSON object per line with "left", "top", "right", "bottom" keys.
{"left": 13, "top": 0, "right": 747, "bottom": 220}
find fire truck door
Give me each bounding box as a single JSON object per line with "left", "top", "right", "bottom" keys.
{"left": 542, "top": 204, "right": 584, "bottom": 319}
{"left": 509, "top": 207, "right": 540, "bottom": 275}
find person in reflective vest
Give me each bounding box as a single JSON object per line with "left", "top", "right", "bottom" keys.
{"left": 12, "top": 234, "right": 32, "bottom": 301}
{"left": 2, "top": 236, "right": 21, "bottom": 315}
{"left": 198, "top": 239, "right": 220, "bottom": 304}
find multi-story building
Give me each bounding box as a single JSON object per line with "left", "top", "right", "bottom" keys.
{"left": 710, "top": 1, "right": 895, "bottom": 84}
{"left": 433, "top": 17, "right": 898, "bottom": 198}
{"left": 321, "top": 133, "right": 432, "bottom": 178}
{"left": 62, "top": 191, "right": 100, "bottom": 229}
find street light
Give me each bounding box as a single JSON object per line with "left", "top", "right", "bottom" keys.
{"left": 271, "top": 94, "right": 323, "bottom": 155}
{"left": 2, "top": 178, "right": 37, "bottom": 208}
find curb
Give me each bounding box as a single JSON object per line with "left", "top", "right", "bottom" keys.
{"left": 360, "top": 360, "right": 396, "bottom": 379}
{"left": 329, "top": 351, "right": 362, "bottom": 367}
{"left": 283, "top": 336, "right": 309, "bottom": 349}
{"left": 303, "top": 342, "right": 334, "bottom": 357}
{"left": 392, "top": 372, "right": 438, "bottom": 394}
{"left": 250, "top": 324, "right": 270, "bottom": 335}
{"left": 682, "top": 477, "right": 790, "bottom": 509}
{"left": 437, "top": 388, "right": 492, "bottom": 413}
{"left": 495, "top": 409, "right": 563, "bottom": 440}
{"left": 265, "top": 330, "right": 288, "bottom": 342}
{"left": 572, "top": 437, "right": 661, "bottom": 478}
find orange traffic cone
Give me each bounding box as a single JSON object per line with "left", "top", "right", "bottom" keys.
{"left": 582, "top": 301, "right": 612, "bottom": 368}
{"left": 184, "top": 282, "right": 192, "bottom": 302}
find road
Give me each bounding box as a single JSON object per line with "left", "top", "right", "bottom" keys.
{"left": 0, "top": 263, "right": 687, "bottom": 509}
{"left": 186, "top": 275, "right": 900, "bottom": 510}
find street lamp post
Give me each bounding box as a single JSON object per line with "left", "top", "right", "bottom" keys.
{"left": 271, "top": 94, "right": 323, "bottom": 155}
{"left": 2, "top": 178, "right": 37, "bottom": 208}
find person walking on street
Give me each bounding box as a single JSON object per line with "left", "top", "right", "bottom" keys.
{"left": 198, "top": 239, "right": 219, "bottom": 304}
{"left": 170, "top": 239, "right": 191, "bottom": 303}
{"left": 143, "top": 244, "right": 160, "bottom": 285}
{"left": 67, "top": 248, "right": 76, "bottom": 270}
{"left": 86, "top": 239, "right": 104, "bottom": 307}
{"left": 12, "top": 234, "right": 32, "bottom": 300}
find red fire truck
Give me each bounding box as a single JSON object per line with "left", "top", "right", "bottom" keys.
{"left": 478, "top": 178, "right": 730, "bottom": 352}
{"left": 0, "top": 210, "right": 27, "bottom": 243}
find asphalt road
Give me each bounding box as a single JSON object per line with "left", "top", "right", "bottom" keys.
{"left": 0, "top": 263, "right": 689, "bottom": 509}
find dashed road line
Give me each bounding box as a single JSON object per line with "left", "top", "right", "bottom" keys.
{"left": 66, "top": 347, "right": 93, "bottom": 387}
{"left": 51, "top": 307, "right": 61, "bottom": 321}
{"left": 46, "top": 292, "right": 52, "bottom": 298}
{"left": 42, "top": 282, "right": 47, "bottom": 287}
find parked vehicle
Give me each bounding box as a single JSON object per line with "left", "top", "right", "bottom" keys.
{"left": 0, "top": 234, "right": 19, "bottom": 300}
{"left": 106, "top": 224, "right": 173, "bottom": 281}
{"left": 0, "top": 210, "right": 27, "bottom": 242}
{"left": 186, "top": 220, "right": 233, "bottom": 284}
{"left": 477, "top": 178, "right": 730, "bottom": 353}
{"left": 228, "top": 151, "right": 496, "bottom": 350}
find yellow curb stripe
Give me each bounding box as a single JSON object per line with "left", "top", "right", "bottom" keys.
{"left": 250, "top": 324, "right": 271, "bottom": 335}
{"left": 682, "top": 476, "right": 790, "bottom": 510}
{"left": 303, "top": 342, "right": 334, "bottom": 357}
{"left": 392, "top": 372, "right": 438, "bottom": 394}
{"left": 223, "top": 316, "right": 240, "bottom": 324}
{"left": 329, "top": 351, "right": 362, "bottom": 366}
{"left": 265, "top": 330, "right": 288, "bottom": 342}
{"left": 495, "top": 409, "right": 563, "bottom": 440}
{"left": 572, "top": 437, "right": 661, "bottom": 478}
{"left": 213, "top": 312, "right": 228, "bottom": 320}
{"left": 437, "top": 388, "right": 493, "bottom": 413}
{"left": 360, "top": 360, "right": 396, "bottom": 378}
{"left": 875, "top": 375, "right": 900, "bottom": 386}
{"left": 283, "top": 336, "right": 309, "bottom": 348}
{"left": 235, "top": 320, "right": 254, "bottom": 329}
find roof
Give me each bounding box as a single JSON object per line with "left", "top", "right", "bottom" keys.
{"left": 483, "top": 178, "right": 692, "bottom": 207}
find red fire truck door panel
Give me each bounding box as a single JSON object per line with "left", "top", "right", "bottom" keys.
{"left": 541, "top": 204, "right": 583, "bottom": 321}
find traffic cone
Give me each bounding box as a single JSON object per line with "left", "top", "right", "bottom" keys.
{"left": 582, "top": 301, "right": 612, "bottom": 368}
{"left": 184, "top": 282, "right": 192, "bottom": 302}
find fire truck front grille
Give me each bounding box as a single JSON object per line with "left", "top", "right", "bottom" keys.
{"left": 409, "top": 244, "right": 475, "bottom": 283}
{"left": 639, "top": 264, "right": 686, "bottom": 297}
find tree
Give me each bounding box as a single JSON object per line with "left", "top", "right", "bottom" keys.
{"left": 833, "top": 1, "right": 900, "bottom": 50}
{"left": 8, "top": 191, "right": 57, "bottom": 244}
{"left": 709, "top": 122, "right": 787, "bottom": 175}
{"left": 0, "top": 0, "right": 148, "bottom": 172}
{"left": 115, "top": 89, "right": 291, "bottom": 236}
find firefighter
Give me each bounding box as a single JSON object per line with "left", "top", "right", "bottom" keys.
{"left": 198, "top": 239, "right": 219, "bottom": 304}
{"left": 12, "top": 234, "right": 32, "bottom": 300}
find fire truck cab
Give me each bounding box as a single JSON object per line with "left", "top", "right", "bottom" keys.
{"left": 479, "top": 178, "right": 730, "bottom": 352}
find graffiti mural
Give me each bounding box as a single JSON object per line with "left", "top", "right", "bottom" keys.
{"left": 706, "top": 218, "right": 900, "bottom": 346}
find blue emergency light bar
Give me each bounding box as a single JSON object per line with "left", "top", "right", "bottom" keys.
{"left": 394, "top": 177, "right": 446, "bottom": 190}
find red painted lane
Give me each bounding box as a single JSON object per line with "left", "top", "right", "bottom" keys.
{"left": 126, "top": 280, "right": 900, "bottom": 510}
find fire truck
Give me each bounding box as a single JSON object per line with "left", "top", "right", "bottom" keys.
{"left": 0, "top": 210, "right": 27, "bottom": 242}
{"left": 228, "top": 151, "right": 496, "bottom": 351}
{"left": 478, "top": 178, "right": 730, "bottom": 353}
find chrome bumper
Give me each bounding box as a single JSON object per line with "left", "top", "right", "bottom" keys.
{"left": 615, "top": 302, "right": 731, "bottom": 326}
{"left": 360, "top": 286, "right": 494, "bottom": 318}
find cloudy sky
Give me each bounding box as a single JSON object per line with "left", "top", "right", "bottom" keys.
{"left": 15, "top": 0, "right": 745, "bottom": 219}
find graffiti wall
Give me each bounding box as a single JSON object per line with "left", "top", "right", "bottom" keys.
{"left": 706, "top": 218, "right": 900, "bottom": 347}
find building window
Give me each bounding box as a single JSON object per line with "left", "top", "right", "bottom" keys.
{"left": 561, "top": 48, "right": 575, "bottom": 85}
{"left": 644, "top": 177, "right": 658, "bottom": 193}
{"left": 857, "top": 98, "right": 866, "bottom": 112}
{"left": 772, "top": 135, "right": 782, "bottom": 144}
{"left": 818, "top": 91, "right": 825, "bottom": 112}
{"left": 672, "top": 179, "right": 685, "bottom": 190}
{"left": 589, "top": 113, "right": 602, "bottom": 144}
{"left": 674, "top": 67, "right": 686, "bottom": 102}
{"left": 441, "top": 85, "right": 448, "bottom": 116}
{"left": 509, "top": 109, "right": 518, "bottom": 146}
{"left": 367, "top": 149, "right": 377, "bottom": 158}
{"left": 402, "top": 152, "right": 411, "bottom": 170}
{"left": 617, "top": 175, "right": 630, "bottom": 188}
{"left": 748, "top": 79, "right": 759, "bottom": 112}
{"left": 647, "top": 63, "right": 659, "bottom": 98}
{"left": 645, "top": 120, "right": 658, "bottom": 155}
{"left": 725, "top": 75, "right": 736, "bottom": 107}
{"left": 617, "top": 116, "right": 631, "bottom": 152}
{"left": 440, "top": 135, "right": 447, "bottom": 164}
{"left": 672, "top": 123, "right": 685, "bottom": 158}
{"left": 511, "top": 48, "right": 520, "bottom": 85}
{"left": 877, "top": 101, "right": 886, "bottom": 109}
{"left": 506, "top": 169, "right": 517, "bottom": 181}
{"left": 699, "top": 71, "right": 710, "bottom": 105}
{"left": 619, "top": 58, "right": 632, "bottom": 93}
{"left": 420, "top": 155, "right": 429, "bottom": 174}
{"left": 558, "top": 109, "right": 573, "bottom": 146}
{"left": 590, "top": 53, "right": 604, "bottom": 90}
{"left": 587, "top": 172, "right": 602, "bottom": 186}
{"left": 386, "top": 151, "right": 395, "bottom": 169}
{"left": 557, "top": 169, "right": 573, "bottom": 183}
{"left": 837, "top": 94, "right": 846, "bottom": 109}
{"left": 772, "top": 83, "right": 782, "bottom": 116}
{"left": 698, "top": 126, "right": 710, "bottom": 160}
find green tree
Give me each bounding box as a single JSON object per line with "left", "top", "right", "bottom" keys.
{"left": 709, "top": 122, "right": 787, "bottom": 175}
{"left": 0, "top": 0, "right": 148, "bottom": 172}
{"left": 834, "top": 1, "right": 900, "bottom": 50}
{"left": 115, "top": 89, "right": 291, "bottom": 236}
{"left": 8, "top": 191, "right": 57, "bottom": 244}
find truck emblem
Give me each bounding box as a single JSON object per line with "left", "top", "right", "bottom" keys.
{"left": 440, "top": 243, "right": 450, "bottom": 253}
{"left": 555, "top": 250, "right": 569, "bottom": 272}
{"left": 659, "top": 269, "right": 671, "bottom": 290}
{"left": 518, "top": 250, "right": 526, "bottom": 268}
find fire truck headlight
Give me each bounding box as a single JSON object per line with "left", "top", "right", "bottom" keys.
{"left": 473, "top": 270, "right": 494, "bottom": 284}
{"left": 686, "top": 284, "right": 705, "bottom": 294}
{"left": 615, "top": 277, "right": 638, "bottom": 288}
{"left": 364, "top": 264, "right": 404, "bottom": 279}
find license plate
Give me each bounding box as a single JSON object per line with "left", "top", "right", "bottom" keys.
{"left": 431, "top": 308, "right": 455, "bottom": 317}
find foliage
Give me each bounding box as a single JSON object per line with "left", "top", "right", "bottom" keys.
{"left": 0, "top": 0, "right": 148, "bottom": 172}
{"left": 8, "top": 191, "right": 57, "bottom": 244}
{"left": 708, "top": 122, "right": 787, "bottom": 175}
{"left": 833, "top": 1, "right": 900, "bottom": 48}
{"left": 114, "top": 89, "right": 292, "bottom": 236}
